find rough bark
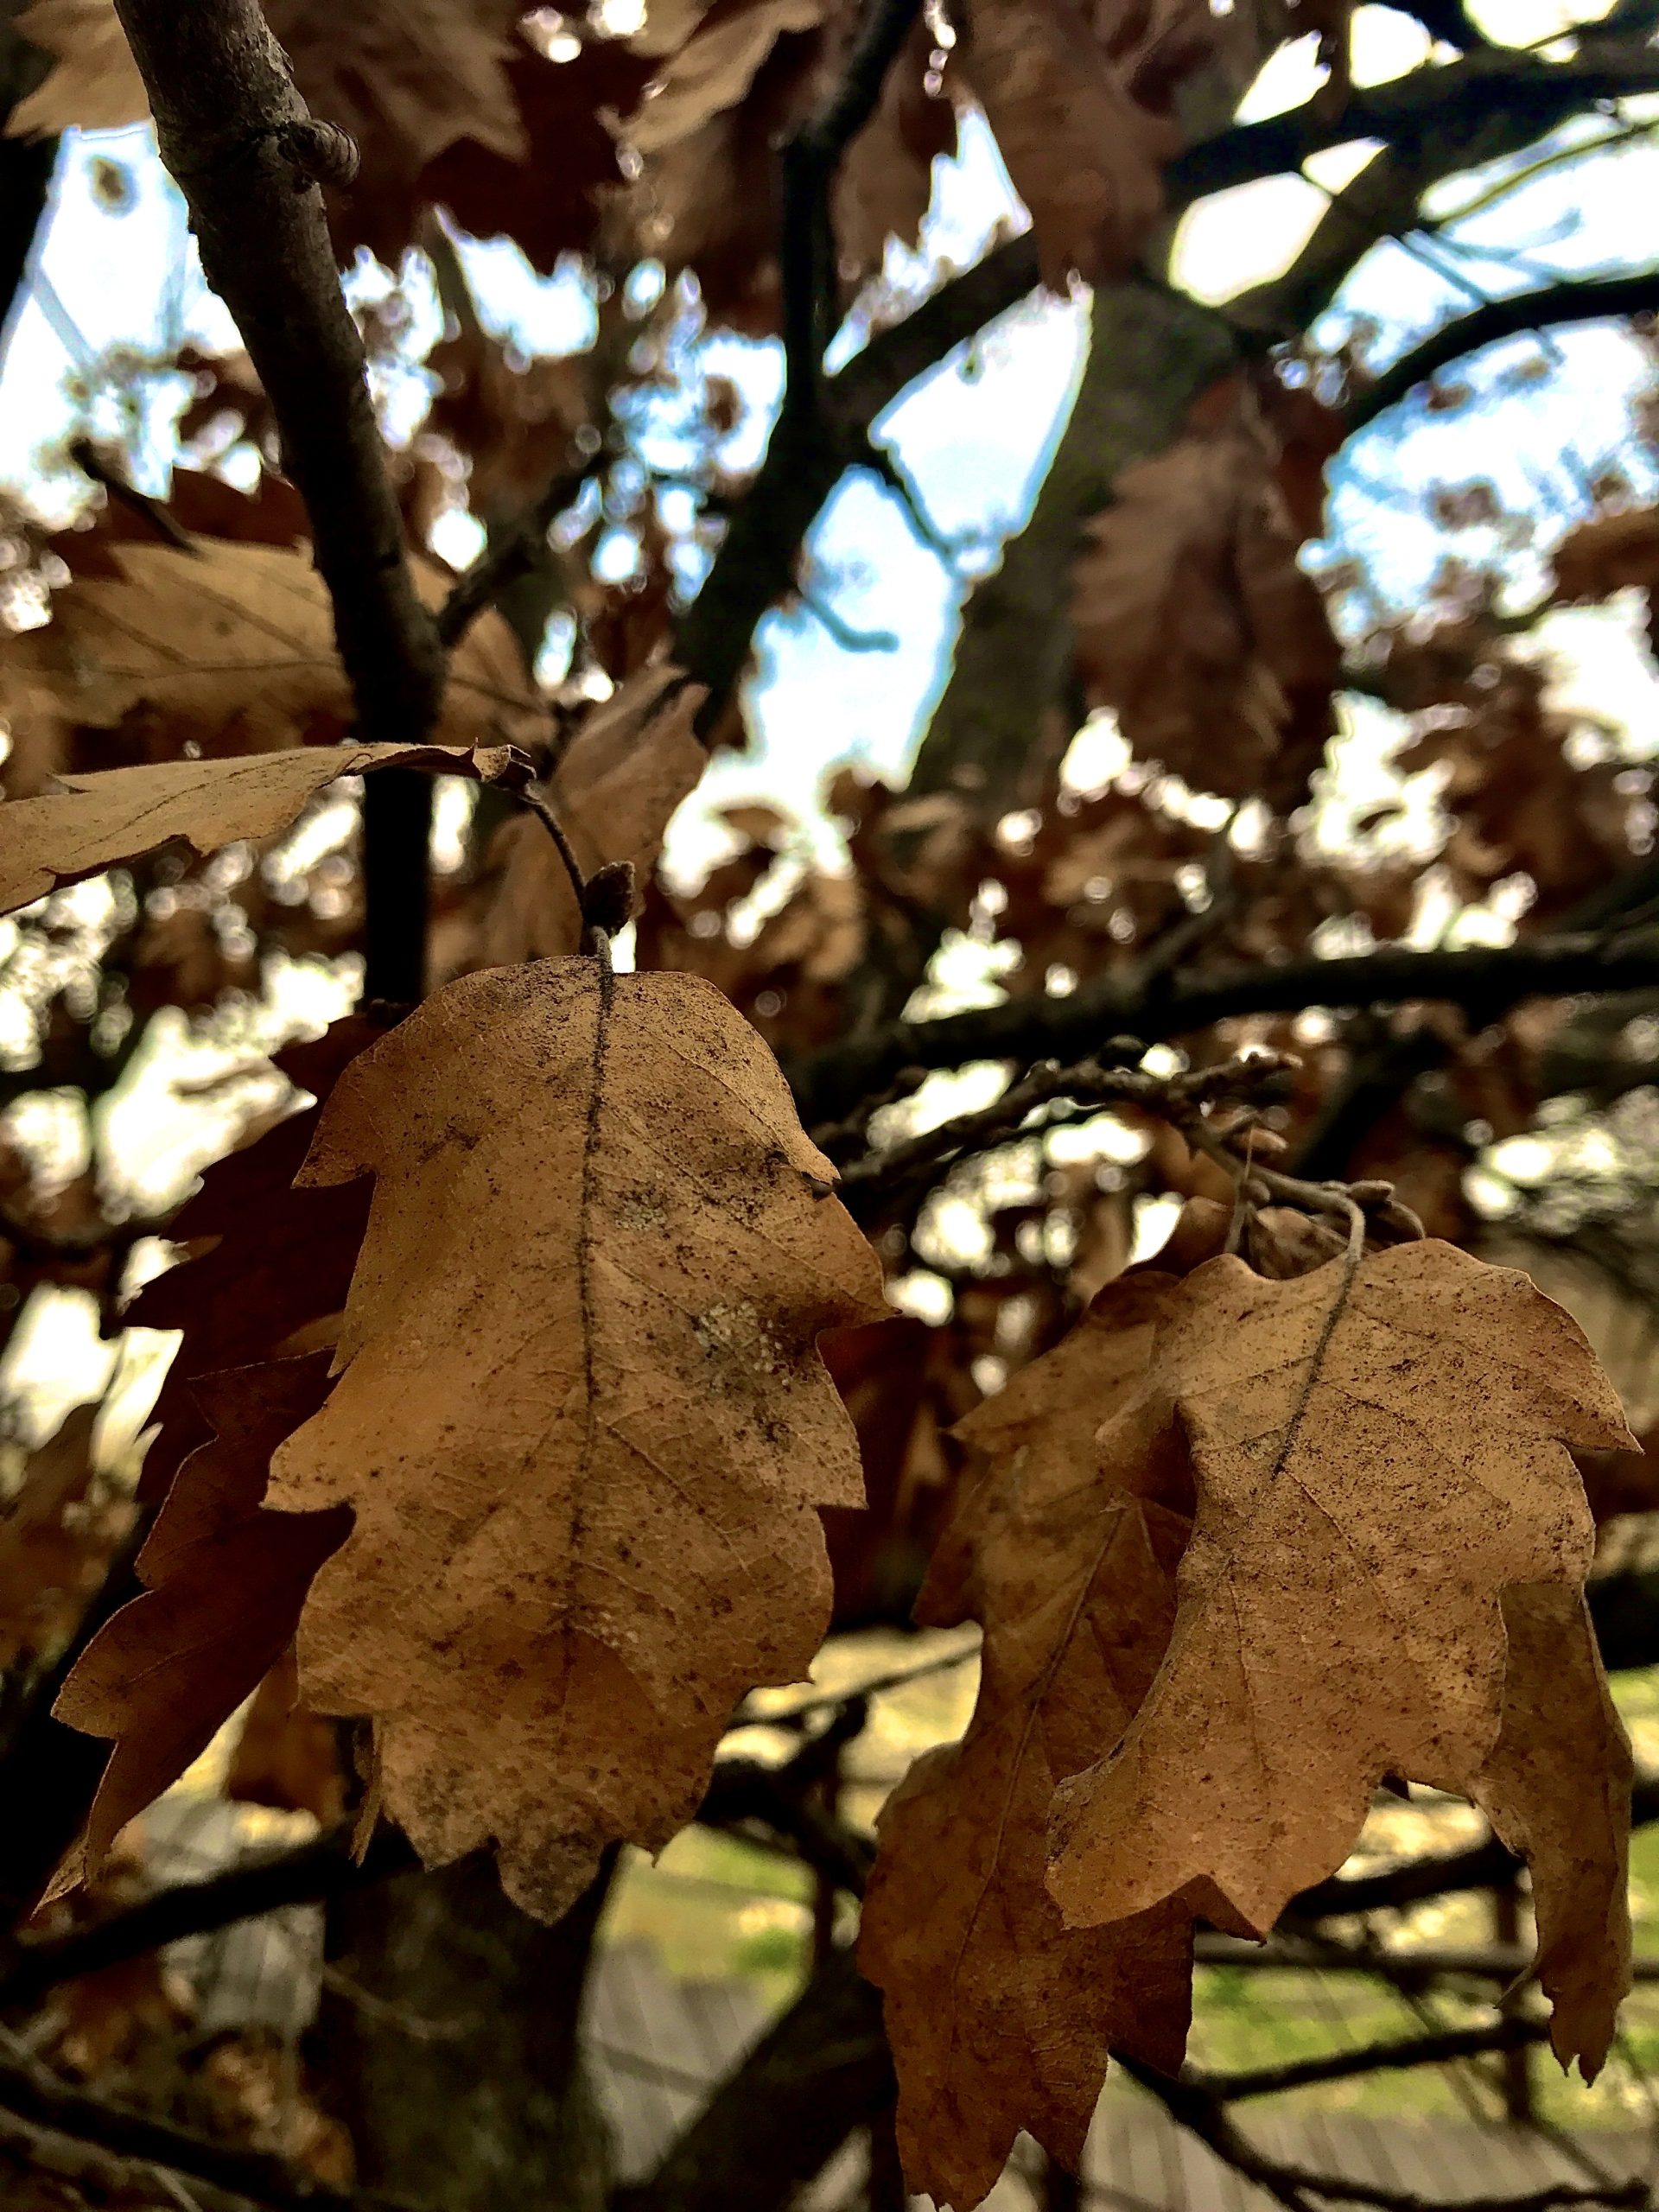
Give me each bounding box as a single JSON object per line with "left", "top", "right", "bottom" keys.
{"left": 314, "top": 1851, "right": 615, "bottom": 2212}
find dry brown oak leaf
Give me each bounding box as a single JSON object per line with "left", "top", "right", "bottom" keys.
{"left": 0, "top": 537, "right": 537, "bottom": 767}
{"left": 57, "top": 1352, "right": 350, "bottom": 1875}
{"left": 263, "top": 957, "right": 887, "bottom": 1920}
{"left": 960, "top": 0, "right": 1175, "bottom": 289}
{"left": 862, "top": 1274, "right": 1231, "bottom": 2212}
{"left": 1473, "top": 1581, "right": 1632, "bottom": 2077}
{"left": 125, "top": 1016, "right": 382, "bottom": 1507}
{"left": 1071, "top": 420, "right": 1338, "bottom": 805}
{"left": 1046, "top": 1240, "right": 1634, "bottom": 2077}
{"left": 0, "top": 744, "right": 524, "bottom": 919}
{"left": 473, "top": 665, "right": 707, "bottom": 969}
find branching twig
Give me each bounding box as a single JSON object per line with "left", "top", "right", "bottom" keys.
{"left": 1122, "top": 2056, "right": 1647, "bottom": 2212}
{"left": 1347, "top": 269, "right": 1659, "bottom": 432}
{"left": 785, "top": 927, "right": 1659, "bottom": 1127}
{"left": 835, "top": 1046, "right": 1296, "bottom": 1215}
{"left": 1194, "top": 2017, "right": 1551, "bottom": 2104}
{"left": 673, "top": 234, "right": 1041, "bottom": 714}
{"left": 1166, "top": 37, "right": 1659, "bottom": 213}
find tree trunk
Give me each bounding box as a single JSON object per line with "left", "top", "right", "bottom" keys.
{"left": 313, "top": 1850, "right": 616, "bottom": 2210}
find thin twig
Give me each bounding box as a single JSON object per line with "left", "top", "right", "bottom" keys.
{"left": 1194, "top": 2017, "right": 1551, "bottom": 2103}
{"left": 1346, "top": 267, "right": 1659, "bottom": 431}
{"left": 778, "top": 0, "right": 925, "bottom": 419}
{"left": 518, "top": 787, "right": 590, "bottom": 922}
{"left": 837, "top": 1047, "right": 1297, "bottom": 1207}
{"left": 734, "top": 1631, "right": 981, "bottom": 1726}
{"left": 68, "top": 436, "right": 197, "bottom": 552}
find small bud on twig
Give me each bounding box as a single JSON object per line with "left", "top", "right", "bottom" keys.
{"left": 582, "top": 861, "right": 638, "bottom": 941}
{"left": 272, "top": 118, "right": 359, "bottom": 190}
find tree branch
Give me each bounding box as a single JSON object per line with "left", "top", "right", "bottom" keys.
{"left": 109, "top": 0, "right": 444, "bottom": 744}
{"left": 904, "top": 278, "right": 1241, "bottom": 817}
{"left": 673, "top": 238, "right": 1039, "bottom": 713}
{"left": 1192, "top": 1932, "right": 1659, "bottom": 1984}
{"left": 0, "top": 1734, "right": 874, "bottom": 2014}
{"left": 1122, "top": 2056, "right": 1644, "bottom": 2212}
{"left": 1347, "top": 269, "right": 1659, "bottom": 432}
{"left": 779, "top": 0, "right": 923, "bottom": 420}
{"left": 789, "top": 927, "right": 1659, "bottom": 1127}
{"left": 1166, "top": 40, "right": 1659, "bottom": 213}
{"left": 1194, "top": 2018, "right": 1550, "bottom": 2104}
{"left": 0, "top": 1829, "right": 415, "bottom": 2013}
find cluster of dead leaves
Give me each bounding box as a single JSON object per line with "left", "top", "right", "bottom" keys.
{"left": 1382, "top": 649, "right": 1643, "bottom": 921}
{"left": 10, "top": 0, "right": 1306, "bottom": 322}
{"left": 0, "top": 721, "right": 884, "bottom": 1928}
{"left": 9, "top": 0, "right": 649, "bottom": 280}
{"left": 0, "top": 613, "right": 1641, "bottom": 2212}
{"left": 862, "top": 1230, "right": 1634, "bottom": 2208}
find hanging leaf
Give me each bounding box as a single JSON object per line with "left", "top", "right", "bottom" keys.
{"left": 1071, "top": 410, "right": 1338, "bottom": 806}
{"left": 57, "top": 1354, "right": 351, "bottom": 1875}
{"left": 0, "top": 537, "right": 538, "bottom": 779}
{"left": 1047, "top": 1241, "right": 1633, "bottom": 2073}
{"left": 0, "top": 743, "right": 525, "bottom": 919}
{"left": 471, "top": 666, "right": 707, "bottom": 969}
{"left": 124, "top": 1016, "right": 383, "bottom": 1507}
{"left": 1472, "top": 1583, "right": 1632, "bottom": 2079}
{"left": 861, "top": 1275, "right": 1211, "bottom": 2211}
{"left": 263, "top": 958, "right": 886, "bottom": 1919}
{"left": 960, "top": 0, "right": 1175, "bottom": 289}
